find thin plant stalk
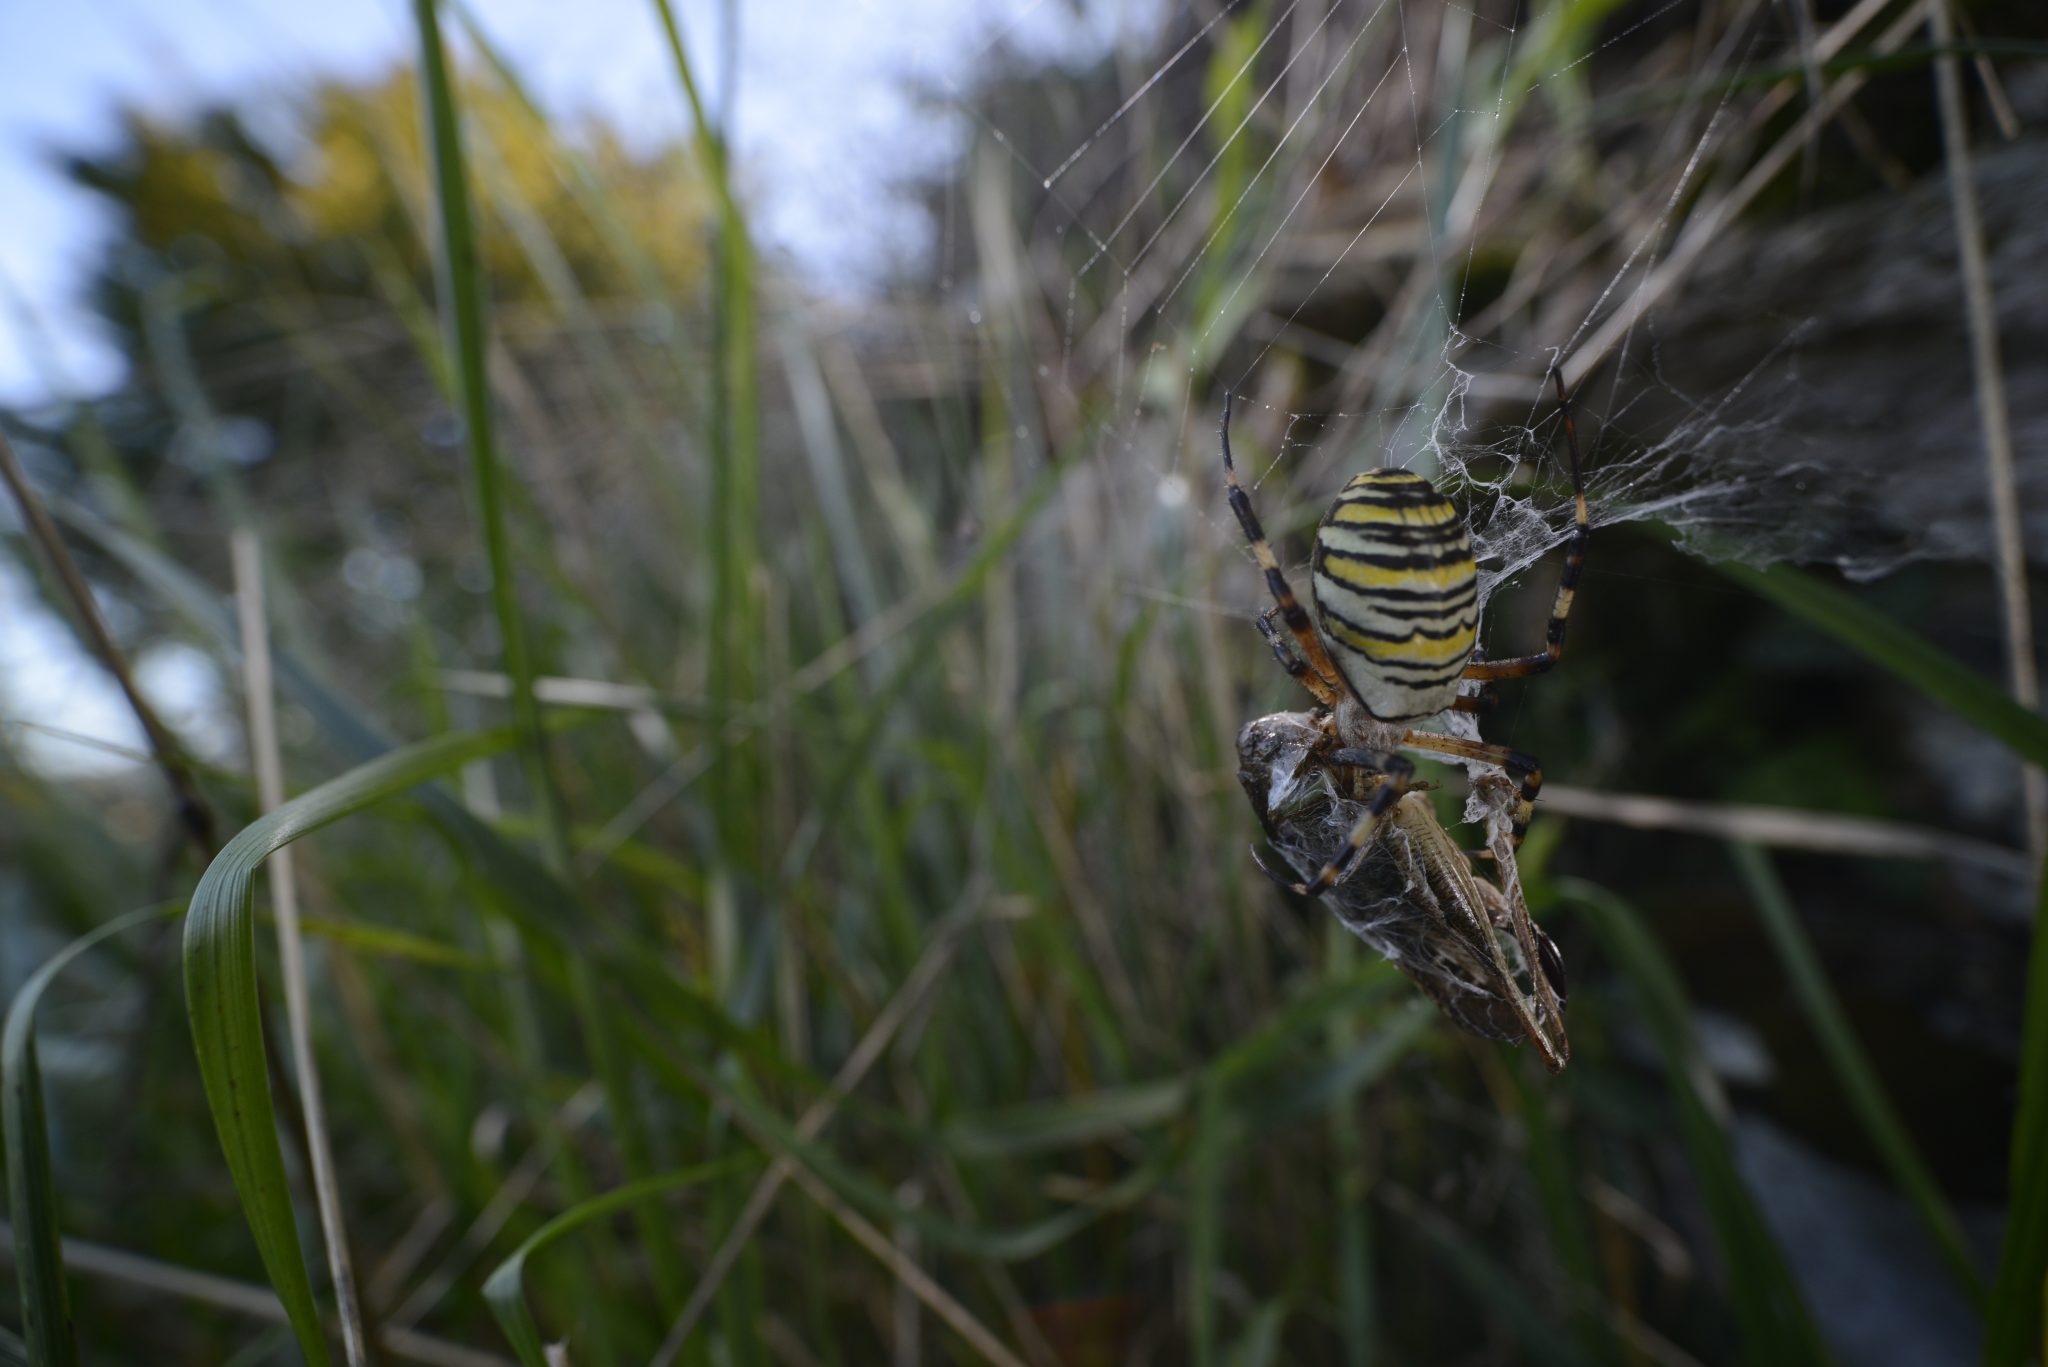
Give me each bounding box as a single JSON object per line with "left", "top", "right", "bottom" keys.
{"left": 0, "top": 427, "right": 215, "bottom": 855}
{"left": 232, "top": 530, "right": 369, "bottom": 1367}
{"left": 1986, "top": 860, "right": 2048, "bottom": 1367}
{"left": 1927, "top": 0, "right": 2041, "bottom": 866}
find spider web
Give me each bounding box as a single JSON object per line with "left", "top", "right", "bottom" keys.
{"left": 906, "top": 0, "right": 2025, "bottom": 614}
{"left": 857, "top": 0, "right": 2042, "bottom": 1005}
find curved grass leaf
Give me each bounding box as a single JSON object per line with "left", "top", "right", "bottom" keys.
{"left": 1986, "top": 860, "right": 2048, "bottom": 1366}
{"left": 482, "top": 1161, "right": 745, "bottom": 1367}
{"left": 184, "top": 725, "right": 529, "bottom": 1367}
{"left": 4, "top": 904, "right": 181, "bottom": 1367}
{"left": 1718, "top": 560, "right": 2048, "bottom": 768}
{"left": 1384, "top": 1185, "right": 1597, "bottom": 1367}
{"left": 1730, "top": 843, "right": 1985, "bottom": 1309}
{"left": 1244, "top": 1000, "right": 1435, "bottom": 1127}
{"left": 1561, "top": 880, "right": 1831, "bottom": 1364}
{"left": 1510, "top": 1060, "right": 1621, "bottom": 1366}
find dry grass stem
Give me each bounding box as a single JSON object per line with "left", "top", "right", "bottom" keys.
{"left": 1927, "top": 0, "right": 2042, "bottom": 867}
{"left": 0, "top": 427, "right": 216, "bottom": 853}
{"left": 0, "top": 1221, "right": 506, "bottom": 1367}
{"left": 232, "top": 530, "right": 369, "bottom": 1365}
{"left": 1542, "top": 783, "right": 2030, "bottom": 887}
{"left": 650, "top": 906, "right": 979, "bottom": 1364}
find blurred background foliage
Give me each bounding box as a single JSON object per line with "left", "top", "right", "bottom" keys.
{"left": 1, "top": 1, "right": 2045, "bottom": 1364}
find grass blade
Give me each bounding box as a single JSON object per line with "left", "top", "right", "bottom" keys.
{"left": 482, "top": 1162, "right": 743, "bottom": 1366}
{"left": 1562, "top": 880, "right": 1831, "bottom": 1363}
{"left": 1509, "top": 1061, "right": 1622, "bottom": 1365}
{"left": 410, "top": 0, "right": 570, "bottom": 870}
{"left": 4, "top": 905, "right": 180, "bottom": 1367}
{"left": 650, "top": 0, "right": 761, "bottom": 877}
{"left": 938, "top": 1078, "right": 1193, "bottom": 1159}
{"left": 1381, "top": 1183, "right": 1596, "bottom": 1367}
{"left": 184, "top": 725, "right": 533, "bottom": 1367}
{"left": 1986, "top": 861, "right": 2048, "bottom": 1366}
{"left": 1729, "top": 843, "right": 1986, "bottom": 1308}
{"left": 1718, "top": 560, "right": 2048, "bottom": 769}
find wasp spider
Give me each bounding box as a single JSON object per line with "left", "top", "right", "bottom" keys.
{"left": 1223, "top": 370, "right": 1590, "bottom": 886}
{"left": 1223, "top": 372, "right": 1589, "bottom": 1062}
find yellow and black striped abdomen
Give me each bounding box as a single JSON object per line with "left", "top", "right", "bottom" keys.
{"left": 1311, "top": 469, "right": 1478, "bottom": 722}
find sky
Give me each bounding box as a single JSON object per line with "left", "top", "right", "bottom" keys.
{"left": 0, "top": 0, "right": 1157, "bottom": 774}
{"left": 0, "top": 0, "right": 1150, "bottom": 405}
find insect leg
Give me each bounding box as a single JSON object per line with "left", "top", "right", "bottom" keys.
{"left": 1398, "top": 730, "right": 1542, "bottom": 849}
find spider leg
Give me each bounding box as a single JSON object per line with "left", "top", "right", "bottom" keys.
{"left": 1263, "top": 750, "right": 1416, "bottom": 897}
{"left": 1462, "top": 366, "right": 1591, "bottom": 683}
{"left": 1257, "top": 608, "right": 1343, "bottom": 706}
{"left": 1398, "top": 730, "right": 1542, "bottom": 849}
{"left": 1223, "top": 393, "right": 1345, "bottom": 701}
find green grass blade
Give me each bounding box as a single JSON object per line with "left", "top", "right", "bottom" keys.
{"left": 1562, "top": 880, "right": 1831, "bottom": 1363}
{"left": 1718, "top": 561, "right": 2048, "bottom": 767}
{"left": 1383, "top": 1185, "right": 1597, "bottom": 1367}
{"left": 1986, "top": 861, "right": 2048, "bottom": 1365}
{"left": 624, "top": 1015, "right": 1167, "bottom": 1262}
{"left": 1190, "top": 1085, "right": 1231, "bottom": 1366}
{"left": 1729, "top": 843, "right": 1986, "bottom": 1308}
{"left": 292, "top": 917, "right": 491, "bottom": 972}
{"left": 1511, "top": 1062, "right": 1621, "bottom": 1365}
{"left": 184, "top": 725, "right": 531, "bottom": 1367}
{"left": 1241, "top": 1000, "right": 1435, "bottom": 1128}
{"left": 1323, "top": 932, "right": 1378, "bottom": 1367}
{"left": 4, "top": 904, "right": 181, "bottom": 1367}
{"left": 47, "top": 495, "right": 599, "bottom": 967}
{"left": 938, "top": 1078, "right": 1192, "bottom": 1159}
{"left": 410, "top": 0, "right": 571, "bottom": 872}
{"left": 1226, "top": 1301, "right": 1288, "bottom": 1367}
{"left": 483, "top": 1161, "right": 746, "bottom": 1367}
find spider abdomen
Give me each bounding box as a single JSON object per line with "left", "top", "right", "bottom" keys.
{"left": 1311, "top": 469, "right": 1478, "bottom": 722}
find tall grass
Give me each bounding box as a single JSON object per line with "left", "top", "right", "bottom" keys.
{"left": 0, "top": 3, "right": 2038, "bottom": 1364}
